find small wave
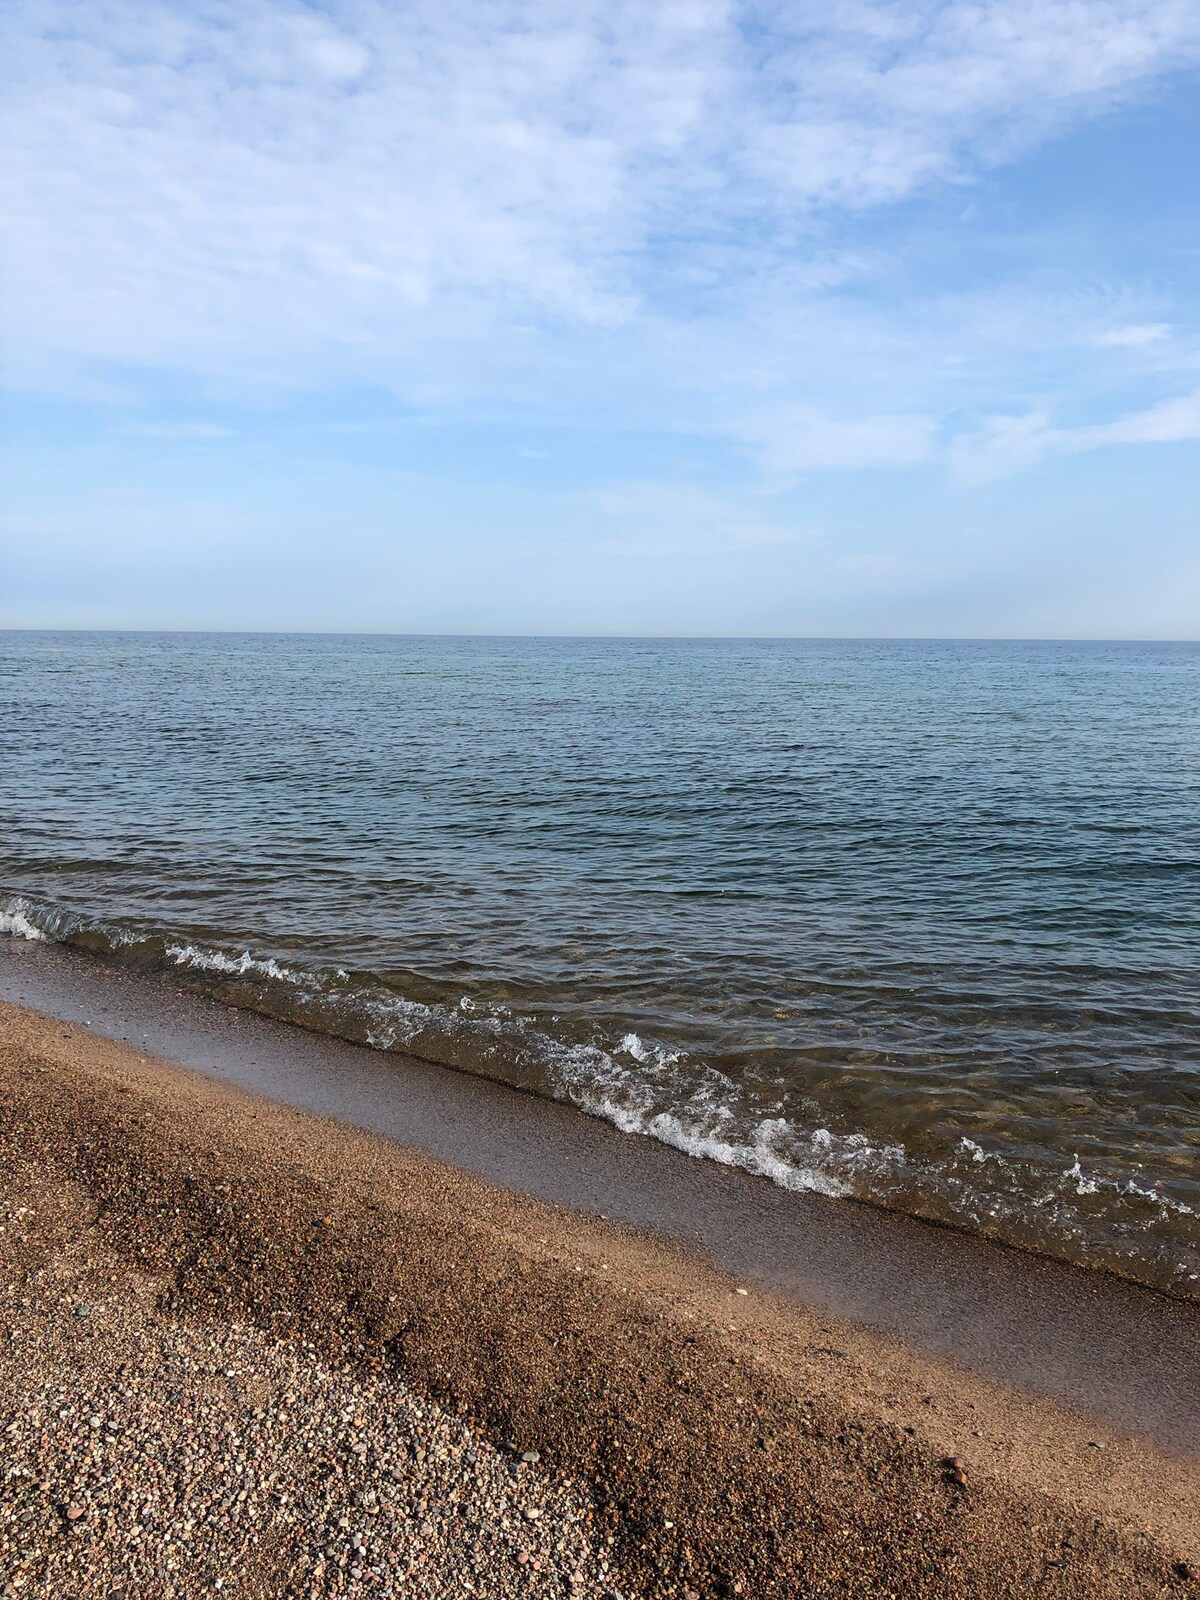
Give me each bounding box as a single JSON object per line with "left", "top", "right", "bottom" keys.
{"left": 3, "top": 889, "right": 1195, "bottom": 1295}
{"left": 0, "top": 895, "right": 145, "bottom": 950}
{"left": 617, "top": 1031, "right": 680, "bottom": 1068}
{"left": 164, "top": 942, "right": 306, "bottom": 986}
{"left": 1064, "top": 1155, "right": 1195, "bottom": 1217}
{"left": 550, "top": 1031, "right": 904, "bottom": 1201}
{"left": 0, "top": 898, "right": 49, "bottom": 942}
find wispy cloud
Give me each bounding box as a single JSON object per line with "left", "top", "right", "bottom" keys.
{"left": 1090, "top": 323, "right": 1172, "bottom": 348}
{"left": 4, "top": 0, "right": 1199, "bottom": 395}
{"left": 3, "top": 0, "right": 1200, "bottom": 637}
{"left": 952, "top": 389, "right": 1200, "bottom": 480}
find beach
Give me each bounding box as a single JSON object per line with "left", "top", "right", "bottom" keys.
{"left": 2, "top": 977, "right": 1197, "bottom": 1598}
{"left": 6, "top": 1, "right": 1200, "bottom": 1592}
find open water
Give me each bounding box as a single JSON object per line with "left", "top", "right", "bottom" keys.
{"left": 2, "top": 632, "right": 1197, "bottom": 1294}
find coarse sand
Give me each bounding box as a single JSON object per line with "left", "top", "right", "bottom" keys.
{"left": 1, "top": 1001, "right": 1197, "bottom": 1599}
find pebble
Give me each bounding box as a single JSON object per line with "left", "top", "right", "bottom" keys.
{"left": 3, "top": 1271, "right": 634, "bottom": 1600}
{"left": 3, "top": 1020, "right": 1185, "bottom": 1600}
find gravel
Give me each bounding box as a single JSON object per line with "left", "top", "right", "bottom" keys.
{"left": 0, "top": 1195, "right": 634, "bottom": 1599}
{"left": 2, "top": 1002, "right": 1194, "bottom": 1600}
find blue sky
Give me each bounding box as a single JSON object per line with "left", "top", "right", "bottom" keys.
{"left": 2, "top": 0, "right": 1198, "bottom": 636}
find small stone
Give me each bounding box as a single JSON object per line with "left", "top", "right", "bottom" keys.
{"left": 520, "top": 1451, "right": 540, "bottom": 1464}
{"left": 734, "top": 1288, "right": 748, "bottom": 1297}
{"left": 1176, "top": 1564, "right": 1200, "bottom": 1583}
{"left": 65, "top": 1502, "right": 85, "bottom": 1521}
{"left": 73, "top": 1305, "right": 91, "bottom": 1319}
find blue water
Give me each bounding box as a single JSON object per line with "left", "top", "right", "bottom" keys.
{"left": 2, "top": 632, "right": 1197, "bottom": 1294}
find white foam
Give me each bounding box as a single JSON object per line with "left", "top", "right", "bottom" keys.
{"left": 0, "top": 898, "right": 49, "bottom": 942}
{"left": 1065, "top": 1156, "right": 1101, "bottom": 1196}
{"left": 164, "top": 942, "right": 305, "bottom": 985}
{"left": 3, "top": 892, "right": 1194, "bottom": 1285}
{"left": 618, "top": 1031, "right": 679, "bottom": 1067}
{"left": 359, "top": 991, "right": 440, "bottom": 1049}
{"left": 604, "top": 1103, "right": 856, "bottom": 1198}
{"left": 1060, "top": 1155, "right": 1196, "bottom": 1217}
{"left": 549, "top": 1029, "right": 905, "bottom": 1203}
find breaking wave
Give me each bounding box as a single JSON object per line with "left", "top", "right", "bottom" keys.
{"left": 2, "top": 891, "right": 1196, "bottom": 1298}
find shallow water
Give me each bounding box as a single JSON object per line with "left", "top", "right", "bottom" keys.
{"left": 2, "top": 631, "right": 1197, "bottom": 1293}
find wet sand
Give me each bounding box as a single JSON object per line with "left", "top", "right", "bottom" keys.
{"left": 2, "top": 939, "right": 1197, "bottom": 1452}
{"left": 1, "top": 952, "right": 1199, "bottom": 1595}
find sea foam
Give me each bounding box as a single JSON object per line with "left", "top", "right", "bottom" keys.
{"left": 2, "top": 888, "right": 1196, "bottom": 1292}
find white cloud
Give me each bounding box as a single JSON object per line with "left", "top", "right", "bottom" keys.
{"left": 736, "top": 1, "right": 1200, "bottom": 203}
{"left": 952, "top": 389, "right": 1200, "bottom": 480}
{"left": 1091, "top": 323, "right": 1172, "bottom": 347}
{"left": 1098, "top": 388, "right": 1200, "bottom": 443}
{"left": 3, "top": 0, "right": 1200, "bottom": 397}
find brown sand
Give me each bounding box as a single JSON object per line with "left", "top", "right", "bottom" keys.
{"left": 1, "top": 1000, "right": 1197, "bottom": 1599}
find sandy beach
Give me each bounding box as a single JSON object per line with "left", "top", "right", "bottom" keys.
{"left": 1, "top": 992, "right": 1198, "bottom": 1599}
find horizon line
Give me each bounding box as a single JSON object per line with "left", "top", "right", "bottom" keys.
{"left": 2, "top": 627, "right": 1196, "bottom": 645}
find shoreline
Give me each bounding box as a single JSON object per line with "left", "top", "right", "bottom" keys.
{"left": 4, "top": 896, "right": 1194, "bottom": 1308}
{"left": 0, "top": 982, "right": 1198, "bottom": 1593}
{"left": 2, "top": 938, "right": 1198, "bottom": 1450}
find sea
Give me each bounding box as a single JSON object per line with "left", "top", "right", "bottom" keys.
{"left": 2, "top": 631, "right": 1197, "bottom": 1296}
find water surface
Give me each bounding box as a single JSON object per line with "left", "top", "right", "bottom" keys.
{"left": 2, "top": 632, "right": 1197, "bottom": 1293}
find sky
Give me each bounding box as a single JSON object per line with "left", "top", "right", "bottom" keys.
{"left": 1, "top": 0, "right": 1199, "bottom": 637}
